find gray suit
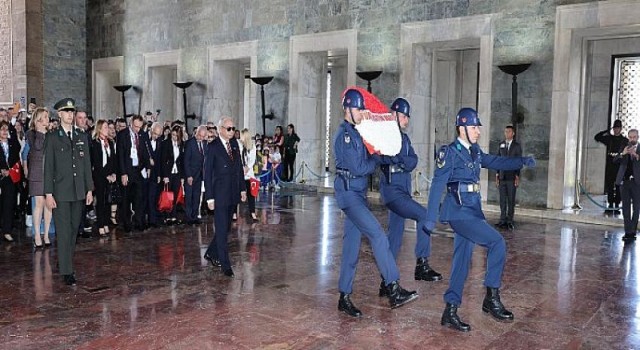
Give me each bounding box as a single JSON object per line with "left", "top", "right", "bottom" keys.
{"left": 496, "top": 140, "right": 522, "bottom": 224}
{"left": 615, "top": 147, "right": 640, "bottom": 235}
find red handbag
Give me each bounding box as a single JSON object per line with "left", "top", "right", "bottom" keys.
{"left": 249, "top": 177, "right": 260, "bottom": 197}
{"left": 8, "top": 163, "right": 21, "bottom": 183}
{"left": 176, "top": 184, "right": 185, "bottom": 206}
{"left": 158, "top": 184, "right": 174, "bottom": 213}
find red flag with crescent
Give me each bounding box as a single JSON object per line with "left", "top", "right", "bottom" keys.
{"left": 341, "top": 86, "right": 402, "bottom": 155}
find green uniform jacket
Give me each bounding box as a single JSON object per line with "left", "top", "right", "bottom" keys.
{"left": 43, "top": 127, "right": 94, "bottom": 202}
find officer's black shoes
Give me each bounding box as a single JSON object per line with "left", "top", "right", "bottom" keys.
{"left": 482, "top": 287, "right": 514, "bottom": 322}
{"left": 506, "top": 222, "right": 515, "bottom": 230}
{"left": 378, "top": 280, "right": 388, "bottom": 297}
{"left": 415, "top": 258, "right": 443, "bottom": 281}
{"left": 387, "top": 281, "right": 418, "bottom": 309}
{"left": 223, "top": 268, "right": 235, "bottom": 277}
{"left": 63, "top": 274, "right": 77, "bottom": 286}
{"left": 204, "top": 253, "right": 222, "bottom": 267}
{"left": 338, "top": 293, "right": 363, "bottom": 317}
{"left": 441, "top": 303, "right": 471, "bottom": 332}
{"left": 622, "top": 233, "right": 637, "bottom": 242}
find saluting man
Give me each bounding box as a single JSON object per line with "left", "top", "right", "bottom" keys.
{"left": 378, "top": 97, "right": 442, "bottom": 299}
{"left": 44, "top": 98, "right": 94, "bottom": 286}
{"left": 425, "top": 108, "right": 535, "bottom": 332}
{"left": 334, "top": 89, "right": 418, "bottom": 318}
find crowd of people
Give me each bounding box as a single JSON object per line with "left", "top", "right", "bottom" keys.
{"left": 0, "top": 103, "right": 301, "bottom": 250}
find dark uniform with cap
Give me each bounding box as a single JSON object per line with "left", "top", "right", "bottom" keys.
{"left": 44, "top": 98, "right": 93, "bottom": 286}
{"left": 425, "top": 107, "right": 535, "bottom": 332}
{"left": 378, "top": 98, "right": 442, "bottom": 298}
{"left": 594, "top": 119, "right": 628, "bottom": 209}
{"left": 334, "top": 88, "right": 418, "bottom": 318}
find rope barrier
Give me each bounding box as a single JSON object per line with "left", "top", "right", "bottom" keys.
{"left": 578, "top": 182, "right": 610, "bottom": 210}
{"left": 303, "top": 162, "right": 334, "bottom": 179}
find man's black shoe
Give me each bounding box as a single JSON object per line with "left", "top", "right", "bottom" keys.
{"left": 338, "top": 292, "right": 362, "bottom": 317}
{"left": 63, "top": 274, "right": 77, "bottom": 286}
{"left": 387, "top": 281, "right": 418, "bottom": 309}
{"left": 496, "top": 221, "right": 506, "bottom": 228}
{"left": 482, "top": 287, "right": 514, "bottom": 322}
{"left": 622, "top": 233, "right": 637, "bottom": 242}
{"left": 441, "top": 303, "right": 470, "bottom": 332}
{"left": 223, "top": 268, "right": 235, "bottom": 277}
{"left": 204, "top": 254, "right": 221, "bottom": 267}
{"left": 415, "top": 257, "right": 443, "bottom": 281}
{"left": 506, "top": 222, "right": 515, "bottom": 230}
{"left": 378, "top": 280, "right": 388, "bottom": 297}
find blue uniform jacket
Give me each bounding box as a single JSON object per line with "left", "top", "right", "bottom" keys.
{"left": 379, "top": 132, "right": 417, "bottom": 204}
{"left": 426, "top": 139, "right": 527, "bottom": 225}
{"left": 333, "top": 121, "right": 378, "bottom": 207}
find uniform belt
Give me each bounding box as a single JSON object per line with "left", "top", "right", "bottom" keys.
{"left": 447, "top": 182, "right": 480, "bottom": 193}
{"left": 389, "top": 164, "right": 404, "bottom": 173}
{"left": 336, "top": 167, "right": 359, "bottom": 179}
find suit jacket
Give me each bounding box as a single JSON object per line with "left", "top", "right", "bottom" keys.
{"left": 43, "top": 127, "right": 94, "bottom": 202}
{"left": 116, "top": 128, "right": 149, "bottom": 177}
{"left": 90, "top": 138, "right": 117, "bottom": 183}
{"left": 183, "top": 137, "right": 206, "bottom": 181}
{"left": 204, "top": 137, "right": 246, "bottom": 207}
{"left": 615, "top": 146, "right": 640, "bottom": 186}
{"left": 0, "top": 137, "right": 20, "bottom": 171}
{"left": 496, "top": 140, "right": 522, "bottom": 180}
{"left": 160, "top": 139, "right": 184, "bottom": 179}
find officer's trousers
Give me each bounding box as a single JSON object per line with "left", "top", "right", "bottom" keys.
{"left": 338, "top": 193, "right": 400, "bottom": 294}
{"left": 53, "top": 200, "right": 84, "bottom": 275}
{"left": 445, "top": 219, "right": 506, "bottom": 305}
{"left": 386, "top": 196, "right": 431, "bottom": 260}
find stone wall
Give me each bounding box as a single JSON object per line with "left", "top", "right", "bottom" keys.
{"left": 85, "top": 0, "right": 601, "bottom": 208}
{"left": 0, "top": 0, "right": 12, "bottom": 104}
{"left": 43, "top": 0, "right": 86, "bottom": 110}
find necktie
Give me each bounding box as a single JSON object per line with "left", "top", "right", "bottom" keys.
{"left": 226, "top": 141, "right": 233, "bottom": 161}
{"left": 198, "top": 141, "right": 203, "bottom": 155}
{"left": 67, "top": 131, "right": 72, "bottom": 141}
{"left": 134, "top": 132, "right": 139, "bottom": 149}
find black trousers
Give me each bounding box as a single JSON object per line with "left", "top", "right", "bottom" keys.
{"left": 0, "top": 177, "right": 16, "bottom": 234}
{"left": 146, "top": 179, "right": 161, "bottom": 225}
{"left": 245, "top": 179, "right": 256, "bottom": 213}
{"left": 605, "top": 164, "right": 621, "bottom": 207}
{"left": 120, "top": 173, "right": 144, "bottom": 229}
{"left": 283, "top": 153, "right": 296, "bottom": 182}
{"left": 499, "top": 180, "right": 517, "bottom": 223}
{"left": 94, "top": 178, "right": 110, "bottom": 228}
{"left": 205, "top": 203, "right": 234, "bottom": 270}
{"left": 621, "top": 180, "right": 640, "bottom": 234}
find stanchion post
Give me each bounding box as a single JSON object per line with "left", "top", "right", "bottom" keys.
{"left": 299, "top": 161, "right": 306, "bottom": 184}
{"left": 413, "top": 171, "right": 421, "bottom": 196}
{"left": 571, "top": 181, "right": 582, "bottom": 210}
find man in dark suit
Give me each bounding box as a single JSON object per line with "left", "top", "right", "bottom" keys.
{"left": 143, "top": 122, "right": 164, "bottom": 228}
{"left": 116, "top": 115, "right": 148, "bottom": 232}
{"left": 615, "top": 129, "right": 638, "bottom": 243}
{"left": 495, "top": 125, "right": 522, "bottom": 230}
{"left": 43, "top": 98, "right": 94, "bottom": 286}
{"left": 183, "top": 125, "right": 208, "bottom": 225}
{"left": 204, "top": 116, "right": 246, "bottom": 277}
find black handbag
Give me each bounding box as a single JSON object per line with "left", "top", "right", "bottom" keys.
{"left": 106, "top": 182, "right": 122, "bottom": 204}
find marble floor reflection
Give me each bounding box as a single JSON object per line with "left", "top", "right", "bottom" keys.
{"left": 1, "top": 191, "right": 639, "bottom": 349}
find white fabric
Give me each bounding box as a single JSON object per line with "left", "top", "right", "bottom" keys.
{"left": 129, "top": 128, "right": 139, "bottom": 166}
{"left": 171, "top": 141, "right": 179, "bottom": 174}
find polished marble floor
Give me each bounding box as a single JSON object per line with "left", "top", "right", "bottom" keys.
{"left": 0, "top": 190, "right": 639, "bottom": 350}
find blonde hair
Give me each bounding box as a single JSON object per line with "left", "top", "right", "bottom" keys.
{"left": 93, "top": 119, "right": 108, "bottom": 140}
{"left": 240, "top": 128, "right": 254, "bottom": 151}
{"left": 29, "top": 107, "right": 49, "bottom": 130}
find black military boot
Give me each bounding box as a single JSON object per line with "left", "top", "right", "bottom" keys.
{"left": 414, "top": 257, "right": 443, "bottom": 281}
{"left": 387, "top": 281, "right": 418, "bottom": 309}
{"left": 378, "top": 279, "right": 388, "bottom": 297}
{"left": 338, "top": 293, "right": 362, "bottom": 317}
{"left": 482, "top": 287, "right": 514, "bottom": 322}
{"left": 441, "top": 303, "right": 471, "bottom": 332}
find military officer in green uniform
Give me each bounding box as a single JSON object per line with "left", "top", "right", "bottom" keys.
{"left": 44, "top": 98, "right": 94, "bottom": 286}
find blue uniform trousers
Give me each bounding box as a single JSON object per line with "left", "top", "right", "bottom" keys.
{"left": 445, "top": 219, "right": 506, "bottom": 305}
{"left": 386, "top": 196, "right": 431, "bottom": 260}
{"left": 338, "top": 192, "right": 400, "bottom": 294}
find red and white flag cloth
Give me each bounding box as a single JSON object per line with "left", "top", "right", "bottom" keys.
{"left": 342, "top": 86, "right": 402, "bottom": 155}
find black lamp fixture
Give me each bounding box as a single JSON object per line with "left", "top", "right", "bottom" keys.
{"left": 173, "top": 82, "right": 196, "bottom": 131}
{"left": 250, "top": 76, "right": 274, "bottom": 135}
{"left": 113, "top": 85, "right": 132, "bottom": 118}
{"left": 356, "top": 70, "right": 383, "bottom": 93}
{"left": 498, "top": 63, "right": 531, "bottom": 134}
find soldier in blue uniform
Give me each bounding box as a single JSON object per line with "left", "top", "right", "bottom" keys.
{"left": 378, "top": 98, "right": 442, "bottom": 298}
{"left": 334, "top": 89, "right": 418, "bottom": 317}
{"left": 425, "top": 107, "right": 535, "bottom": 332}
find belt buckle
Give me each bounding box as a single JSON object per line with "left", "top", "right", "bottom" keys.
{"left": 466, "top": 184, "right": 473, "bottom": 192}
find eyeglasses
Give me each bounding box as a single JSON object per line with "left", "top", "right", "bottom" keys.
{"left": 225, "top": 126, "right": 236, "bottom": 132}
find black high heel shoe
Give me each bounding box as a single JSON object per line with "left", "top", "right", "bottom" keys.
{"left": 33, "top": 240, "right": 43, "bottom": 249}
